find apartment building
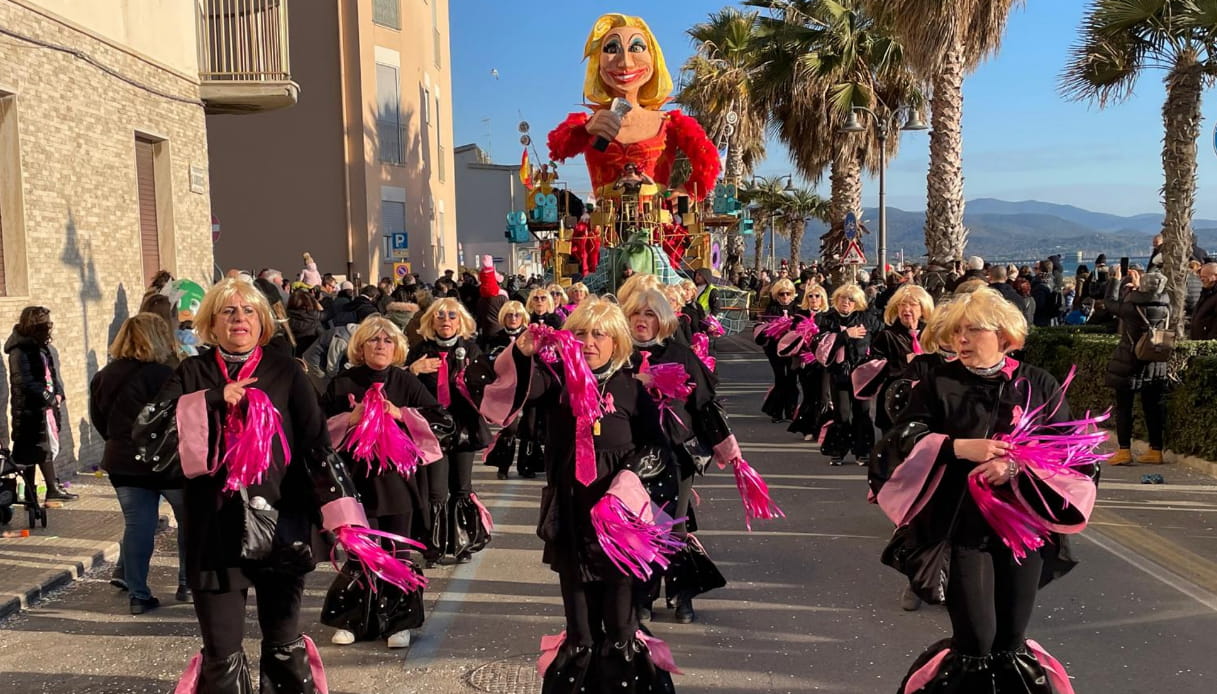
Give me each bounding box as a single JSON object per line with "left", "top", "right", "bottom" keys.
{"left": 0, "top": 0, "right": 255, "bottom": 471}
{"left": 453, "top": 144, "right": 543, "bottom": 278}
{"left": 208, "top": 0, "right": 458, "bottom": 285}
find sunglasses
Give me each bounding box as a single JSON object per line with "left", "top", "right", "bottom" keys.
{"left": 777, "top": 291, "right": 794, "bottom": 297}
{"left": 436, "top": 311, "right": 459, "bottom": 320}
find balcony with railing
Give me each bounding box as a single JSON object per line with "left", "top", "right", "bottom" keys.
{"left": 196, "top": 0, "right": 299, "bottom": 114}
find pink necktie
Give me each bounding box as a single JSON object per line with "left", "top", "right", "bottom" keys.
{"left": 910, "top": 329, "right": 923, "bottom": 355}
{"left": 436, "top": 357, "right": 451, "bottom": 407}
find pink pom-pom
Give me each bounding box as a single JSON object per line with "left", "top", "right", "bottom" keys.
{"left": 729, "top": 458, "right": 785, "bottom": 530}
{"left": 343, "top": 383, "right": 425, "bottom": 478}
{"left": 332, "top": 525, "right": 428, "bottom": 594}
{"left": 691, "top": 333, "right": 717, "bottom": 372}
{"left": 590, "top": 495, "right": 685, "bottom": 580}
{"left": 703, "top": 315, "right": 725, "bottom": 337}
{"left": 968, "top": 474, "right": 1050, "bottom": 562}
{"left": 222, "top": 388, "right": 289, "bottom": 493}
{"left": 760, "top": 315, "right": 794, "bottom": 340}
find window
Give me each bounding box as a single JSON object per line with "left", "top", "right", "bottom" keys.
{"left": 376, "top": 63, "right": 402, "bottom": 164}
{"left": 382, "top": 199, "right": 406, "bottom": 263}
{"left": 432, "top": 0, "right": 442, "bottom": 68}
{"left": 435, "top": 95, "right": 445, "bottom": 182}
{"left": 422, "top": 87, "right": 431, "bottom": 126}
{"left": 0, "top": 94, "right": 16, "bottom": 296}
{"left": 373, "top": 0, "right": 400, "bottom": 29}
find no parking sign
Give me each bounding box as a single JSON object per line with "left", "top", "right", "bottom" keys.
{"left": 393, "top": 262, "right": 411, "bottom": 280}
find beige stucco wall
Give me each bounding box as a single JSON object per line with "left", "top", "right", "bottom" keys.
{"left": 0, "top": 1, "right": 212, "bottom": 473}
{"left": 18, "top": 0, "right": 200, "bottom": 77}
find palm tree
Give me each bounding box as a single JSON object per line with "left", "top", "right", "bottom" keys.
{"left": 1061, "top": 0, "right": 1217, "bottom": 327}
{"left": 862, "top": 0, "right": 1024, "bottom": 261}
{"left": 746, "top": 0, "right": 922, "bottom": 263}
{"left": 678, "top": 8, "right": 766, "bottom": 275}
{"left": 781, "top": 188, "right": 833, "bottom": 267}
{"left": 740, "top": 176, "right": 790, "bottom": 272}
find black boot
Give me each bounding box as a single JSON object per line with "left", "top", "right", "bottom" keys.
{"left": 259, "top": 637, "right": 319, "bottom": 694}
{"left": 673, "top": 594, "right": 695, "bottom": 624}
{"left": 198, "top": 651, "right": 254, "bottom": 694}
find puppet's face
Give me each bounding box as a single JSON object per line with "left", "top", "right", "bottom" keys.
{"left": 599, "top": 27, "right": 653, "bottom": 101}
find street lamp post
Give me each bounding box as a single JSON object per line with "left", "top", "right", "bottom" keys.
{"left": 748, "top": 174, "right": 796, "bottom": 273}
{"left": 839, "top": 106, "right": 927, "bottom": 278}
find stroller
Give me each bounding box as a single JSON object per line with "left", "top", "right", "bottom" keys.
{"left": 0, "top": 447, "right": 47, "bottom": 528}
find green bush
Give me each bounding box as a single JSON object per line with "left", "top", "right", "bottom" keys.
{"left": 1022, "top": 326, "right": 1217, "bottom": 459}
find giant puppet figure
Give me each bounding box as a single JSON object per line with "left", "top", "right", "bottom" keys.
{"left": 548, "top": 13, "right": 721, "bottom": 243}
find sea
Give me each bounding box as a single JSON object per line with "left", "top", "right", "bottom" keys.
{"left": 985, "top": 254, "right": 1151, "bottom": 277}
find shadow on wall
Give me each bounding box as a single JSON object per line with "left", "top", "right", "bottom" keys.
{"left": 57, "top": 210, "right": 110, "bottom": 472}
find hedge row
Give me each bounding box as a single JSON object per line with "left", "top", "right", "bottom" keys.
{"left": 1021, "top": 326, "right": 1217, "bottom": 460}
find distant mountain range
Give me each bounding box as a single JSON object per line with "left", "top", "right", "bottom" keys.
{"left": 758, "top": 198, "right": 1217, "bottom": 263}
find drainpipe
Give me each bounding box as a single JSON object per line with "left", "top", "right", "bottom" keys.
{"left": 336, "top": 0, "right": 355, "bottom": 279}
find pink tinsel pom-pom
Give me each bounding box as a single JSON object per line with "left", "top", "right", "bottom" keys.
{"left": 760, "top": 315, "right": 794, "bottom": 340}
{"left": 526, "top": 323, "right": 604, "bottom": 422}
{"left": 332, "top": 526, "right": 428, "bottom": 594}
{"left": 343, "top": 383, "right": 425, "bottom": 478}
{"left": 968, "top": 475, "right": 1051, "bottom": 561}
{"left": 691, "top": 333, "right": 717, "bottom": 372}
{"left": 703, "top": 315, "right": 725, "bottom": 338}
{"left": 590, "top": 495, "right": 685, "bottom": 580}
{"left": 222, "top": 388, "right": 289, "bottom": 493}
{"left": 730, "top": 458, "right": 785, "bottom": 530}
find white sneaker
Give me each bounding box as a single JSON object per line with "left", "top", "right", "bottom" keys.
{"left": 331, "top": 629, "right": 356, "bottom": 645}
{"left": 387, "top": 629, "right": 411, "bottom": 649}
{"left": 803, "top": 434, "right": 815, "bottom": 441}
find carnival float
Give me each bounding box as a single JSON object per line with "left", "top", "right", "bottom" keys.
{"left": 508, "top": 13, "right": 751, "bottom": 309}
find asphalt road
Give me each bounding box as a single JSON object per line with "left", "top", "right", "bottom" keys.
{"left": 2, "top": 339, "right": 1216, "bottom": 693}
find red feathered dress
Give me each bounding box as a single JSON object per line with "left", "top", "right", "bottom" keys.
{"left": 547, "top": 110, "right": 721, "bottom": 201}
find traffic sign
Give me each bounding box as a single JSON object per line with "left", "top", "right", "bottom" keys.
{"left": 841, "top": 239, "right": 867, "bottom": 265}
{"left": 843, "top": 211, "right": 858, "bottom": 241}
{"left": 393, "top": 262, "right": 411, "bottom": 279}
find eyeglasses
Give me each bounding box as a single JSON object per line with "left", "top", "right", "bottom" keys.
{"left": 777, "top": 291, "right": 794, "bottom": 297}
{"left": 437, "top": 311, "right": 459, "bottom": 320}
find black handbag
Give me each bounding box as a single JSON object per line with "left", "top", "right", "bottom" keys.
{"left": 239, "top": 488, "right": 280, "bottom": 564}
{"left": 880, "top": 491, "right": 966, "bottom": 605}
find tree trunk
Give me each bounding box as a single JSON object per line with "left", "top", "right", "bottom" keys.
{"left": 725, "top": 141, "right": 745, "bottom": 277}
{"left": 789, "top": 220, "right": 803, "bottom": 269}
{"left": 1159, "top": 58, "right": 1204, "bottom": 330}
{"left": 826, "top": 150, "right": 863, "bottom": 261}
{"left": 923, "top": 38, "right": 967, "bottom": 262}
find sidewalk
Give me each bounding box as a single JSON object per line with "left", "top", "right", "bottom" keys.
{"left": 0, "top": 473, "right": 164, "bottom": 619}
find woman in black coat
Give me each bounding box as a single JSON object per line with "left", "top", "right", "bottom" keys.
{"left": 483, "top": 298, "right": 679, "bottom": 694}
{"left": 5, "top": 306, "right": 75, "bottom": 503}
{"left": 868, "top": 285, "right": 934, "bottom": 432}
{"left": 527, "top": 288, "right": 565, "bottom": 329}
{"left": 286, "top": 288, "right": 323, "bottom": 357}
{"left": 90, "top": 314, "right": 186, "bottom": 614}
{"left": 482, "top": 301, "right": 530, "bottom": 480}
{"left": 756, "top": 279, "right": 806, "bottom": 422}
{"left": 143, "top": 279, "right": 392, "bottom": 692}
{"left": 787, "top": 284, "right": 829, "bottom": 439}
{"left": 816, "top": 284, "right": 882, "bottom": 465}
{"left": 321, "top": 316, "right": 453, "bottom": 650}
{"left": 1104, "top": 267, "right": 1170, "bottom": 465}
{"left": 872, "top": 287, "right": 1097, "bottom": 693}
{"left": 406, "top": 298, "right": 495, "bottom": 564}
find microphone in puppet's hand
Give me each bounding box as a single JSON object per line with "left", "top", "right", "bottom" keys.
{"left": 593, "top": 98, "right": 633, "bottom": 152}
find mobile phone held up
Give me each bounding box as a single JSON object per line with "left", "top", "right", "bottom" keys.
{"left": 1120, "top": 257, "right": 1130, "bottom": 275}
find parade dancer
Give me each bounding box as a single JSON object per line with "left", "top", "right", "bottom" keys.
{"left": 755, "top": 279, "right": 806, "bottom": 423}
{"left": 321, "top": 317, "right": 452, "bottom": 649}
{"left": 787, "top": 284, "right": 829, "bottom": 440}
{"left": 406, "top": 298, "right": 495, "bottom": 565}
{"left": 870, "top": 288, "right": 1098, "bottom": 693}
{"left": 481, "top": 299, "right": 682, "bottom": 694}
{"left": 482, "top": 301, "right": 530, "bottom": 480}
{"left": 141, "top": 279, "right": 418, "bottom": 693}
{"left": 862, "top": 285, "right": 935, "bottom": 432}
{"left": 816, "top": 284, "right": 881, "bottom": 465}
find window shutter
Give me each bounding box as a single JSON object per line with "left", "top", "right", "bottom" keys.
{"left": 135, "top": 140, "right": 160, "bottom": 285}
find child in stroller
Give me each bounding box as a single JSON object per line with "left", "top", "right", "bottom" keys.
{"left": 0, "top": 448, "right": 47, "bottom": 528}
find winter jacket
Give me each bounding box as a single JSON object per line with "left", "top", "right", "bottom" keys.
{"left": 298, "top": 261, "right": 322, "bottom": 287}
{"left": 1030, "top": 277, "right": 1058, "bottom": 327}
{"left": 1105, "top": 275, "right": 1170, "bottom": 390}
{"left": 5, "top": 331, "right": 65, "bottom": 464}
{"left": 384, "top": 301, "right": 417, "bottom": 333}
{"left": 286, "top": 307, "right": 321, "bottom": 342}
{"left": 88, "top": 358, "right": 175, "bottom": 483}
{"left": 1185, "top": 272, "right": 1203, "bottom": 317}
{"left": 1191, "top": 286, "right": 1217, "bottom": 340}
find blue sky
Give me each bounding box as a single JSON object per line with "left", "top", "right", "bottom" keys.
{"left": 450, "top": 1, "right": 1217, "bottom": 218}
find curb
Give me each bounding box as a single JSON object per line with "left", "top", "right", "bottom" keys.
{"left": 1106, "top": 432, "right": 1217, "bottom": 479}
{"left": 0, "top": 539, "right": 120, "bottom": 620}
{"left": 0, "top": 513, "right": 167, "bottom": 620}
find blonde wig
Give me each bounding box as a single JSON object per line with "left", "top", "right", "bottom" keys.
{"left": 918, "top": 302, "right": 952, "bottom": 355}
{"left": 800, "top": 283, "right": 829, "bottom": 313}
{"left": 195, "top": 278, "right": 274, "bottom": 347}
{"left": 769, "top": 278, "right": 796, "bottom": 300}
{"left": 497, "top": 300, "right": 527, "bottom": 326}
{"left": 883, "top": 284, "right": 935, "bottom": 326}
{"left": 547, "top": 283, "right": 569, "bottom": 305}
{"left": 622, "top": 288, "right": 678, "bottom": 342}
{"left": 109, "top": 313, "right": 175, "bottom": 364}
{"left": 347, "top": 315, "right": 408, "bottom": 367}
{"left": 527, "top": 288, "right": 556, "bottom": 315}
{"left": 954, "top": 278, "right": 989, "bottom": 295}
{"left": 616, "top": 273, "right": 663, "bottom": 307}
{"left": 679, "top": 279, "right": 697, "bottom": 303}
{"left": 831, "top": 283, "right": 868, "bottom": 313}
{"left": 568, "top": 282, "right": 591, "bottom": 303}
{"left": 934, "top": 287, "right": 1028, "bottom": 352}
{"left": 419, "top": 297, "right": 476, "bottom": 341}
{"left": 582, "top": 14, "right": 673, "bottom": 108}
{"left": 660, "top": 284, "right": 686, "bottom": 313}
{"left": 563, "top": 298, "right": 634, "bottom": 371}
